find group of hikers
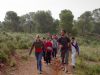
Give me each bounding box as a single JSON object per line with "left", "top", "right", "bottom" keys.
{"left": 29, "top": 29, "right": 79, "bottom": 74}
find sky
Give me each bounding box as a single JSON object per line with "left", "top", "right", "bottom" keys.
{"left": 0, "top": 0, "right": 100, "bottom": 21}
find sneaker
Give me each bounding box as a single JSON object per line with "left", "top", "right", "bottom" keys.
{"left": 38, "top": 71, "right": 42, "bottom": 74}
{"left": 62, "top": 67, "right": 65, "bottom": 71}
{"left": 39, "top": 71, "right": 42, "bottom": 74}
{"left": 73, "top": 66, "right": 75, "bottom": 69}
{"left": 65, "top": 70, "right": 68, "bottom": 73}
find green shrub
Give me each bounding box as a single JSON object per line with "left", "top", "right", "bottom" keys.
{"left": 21, "top": 55, "right": 28, "bottom": 61}
{"left": 9, "top": 58, "right": 16, "bottom": 67}
{"left": 72, "top": 28, "right": 78, "bottom": 36}
{"left": 0, "top": 50, "right": 8, "bottom": 63}
{"left": 7, "top": 41, "right": 16, "bottom": 55}
{"left": 80, "top": 46, "right": 100, "bottom": 62}
{"left": 15, "top": 35, "right": 21, "bottom": 42}
{"left": 18, "top": 39, "right": 29, "bottom": 49}
{"left": 76, "top": 58, "right": 100, "bottom": 75}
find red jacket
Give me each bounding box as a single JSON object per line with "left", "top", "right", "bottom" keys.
{"left": 45, "top": 41, "right": 53, "bottom": 52}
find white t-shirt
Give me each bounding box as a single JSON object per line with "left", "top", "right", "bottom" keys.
{"left": 71, "top": 41, "right": 77, "bottom": 54}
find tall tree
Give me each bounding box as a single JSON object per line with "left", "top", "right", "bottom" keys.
{"left": 52, "top": 19, "right": 59, "bottom": 33}
{"left": 3, "top": 11, "right": 19, "bottom": 32}
{"left": 77, "top": 11, "right": 94, "bottom": 34}
{"left": 34, "top": 11, "right": 53, "bottom": 33}
{"left": 0, "top": 21, "right": 2, "bottom": 31}
{"left": 19, "top": 12, "right": 36, "bottom": 33}
{"left": 92, "top": 8, "right": 100, "bottom": 34}
{"left": 59, "top": 9, "right": 74, "bottom": 33}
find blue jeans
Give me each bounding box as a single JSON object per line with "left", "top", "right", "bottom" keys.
{"left": 35, "top": 52, "right": 43, "bottom": 71}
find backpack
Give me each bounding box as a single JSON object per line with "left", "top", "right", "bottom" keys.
{"left": 71, "top": 42, "right": 80, "bottom": 53}
{"left": 52, "top": 39, "right": 58, "bottom": 48}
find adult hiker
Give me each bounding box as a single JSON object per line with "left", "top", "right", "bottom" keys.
{"left": 45, "top": 38, "right": 53, "bottom": 65}
{"left": 29, "top": 34, "right": 44, "bottom": 74}
{"left": 52, "top": 35, "right": 58, "bottom": 59}
{"left": 71, "top": 37, "right": 79, "bottom": 68}
{"left": 58, "top": 29, "right": 70, "bottom": 73}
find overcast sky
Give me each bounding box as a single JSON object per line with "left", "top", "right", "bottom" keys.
{"left": 0, "top": 0, "right": 100, "bottom": 21}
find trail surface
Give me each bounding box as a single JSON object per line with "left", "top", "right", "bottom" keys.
{"left": 1, "top": 55, "right": 73, "bottom": 75}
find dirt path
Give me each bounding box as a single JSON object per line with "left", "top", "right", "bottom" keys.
{"left": 1, "top": 56, "right": 73, "bottom": 75}
{"left": 8, "top": 57, "right": 56, "bottom": 75}
{"left": 13, "top": 56, "right": 73, "bottom": 75}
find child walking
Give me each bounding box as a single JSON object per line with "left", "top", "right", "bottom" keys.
{"left": 45, "top": 38, "right": 53, "bottom": 65}
{"left": 71, "top": 37, "right": 79, "bottom": 68}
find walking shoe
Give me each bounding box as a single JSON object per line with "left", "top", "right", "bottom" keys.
{"left": 40, "top": 71, "right": 42, "bottom": 74}
{"left": 38, "top": 71, "right": 42, "bottom": 74}
{"left": 62, "top": 67, "right": 65, "bottom": 71}
{"left": 65, "top": 70, "right": 68, "bottom": 73}
{"left": 73, "top": 65, "right": 75, "bottom": 69}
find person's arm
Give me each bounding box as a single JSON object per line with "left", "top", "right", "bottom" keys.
{"left": 57, "top": 38, "right": 63, "bottom": 49}
{"left": 51, "top": 41, "right": 53, "bottom": 52}
{"left": 67, "top": 37, "right": 71, "bottom": 51}
{"left": 68, "top": 42, "right": 72, "bottom": 52}
{"left": 29, "top": 42, "right": 34, "bottom": 55}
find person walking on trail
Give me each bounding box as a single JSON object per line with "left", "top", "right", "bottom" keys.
{"left": 29, "top": 34, "right": 44, "bottom": 74}
{"left": 58, "top": 30, "right": 70, "bottom": 73}
{"left": 45, "top": 38, "right": 53, "bottom": 65}
{"left": 42, "top": 37, "right": 46, "bottom": 62}
{"left": 71, "top": 37, "right": 79, "bottom": 68}
{"left": 52, "top": 35, "right": 58, "bottom": 59}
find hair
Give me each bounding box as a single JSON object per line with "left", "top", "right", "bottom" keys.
{"left": 72, "top": 37, "right": 75, "bottom": 40}
{"left": 36, "top": 34, "right": 40, "bottom": 39}
{"left": 61, "top": 29, "right": 66, "bottom": 33}
{"left": 42, "top": 37, "right": 45, "bottom": 39}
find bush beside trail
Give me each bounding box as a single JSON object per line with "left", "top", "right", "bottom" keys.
{"left": 0, "top": 32, "right": 33, "bottom": 65}
{"left": 75, "top": 35, "right": 100, "bottom": 75}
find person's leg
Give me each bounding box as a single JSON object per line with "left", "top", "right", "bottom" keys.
{"left": 60, "top": 50, "right": 65, "bottom": 70}
{"left": 47, "top": 52, "right": 50, "bottom": 63}
{"left": 38, "top": 52, "right": 43, "bottom": 72}
{"left": 55, "top": 48, "right": 57, "bottom": 58}
{"left": 43, "top": 50, "right": 46, "bottom": 61}
{"left": 72, "top": 52, "right": 76, "bottom": 68}
{"left": 46, "top": 52, "right": 49, "bottom": 64}
{"left": 49, "top": 52, "right": 52, "bottom": 63}
{"left": 61, "top": 51, "right": 65, "bottom": 65}
{"left": 35, "top": 52, "right": 39, "bottom": 70}
{"left": 65, "top": 50, "right": 69, "bottom": 73}
{"left": 53, "top": 48, "right": 55, "bottom": 58}
{"left": 52, "top": 48, "right": 54, "bottom": 58}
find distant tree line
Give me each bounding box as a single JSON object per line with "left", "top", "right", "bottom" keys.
{"left": 0, "top": 8, "right": 100, "bottom": 35}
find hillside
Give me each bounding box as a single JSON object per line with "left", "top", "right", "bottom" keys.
{"left": 0, "top": 32, "right": 100, "bottom": 75}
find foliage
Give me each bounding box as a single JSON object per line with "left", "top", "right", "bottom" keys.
{"left": 1, "top": 10, "right": 58, "bottom": 33}
{"left": 0, "top": 32, "right": 33, "bottom": 63}
{"left": 3, "top": 11, "right": 20, "bottom": 32}
{"left": 75, "top": 35, "right": 100, "bottom": 75}
{"left": 76, "top": 11, "right": 94, "bottom": 34}
{"left": 59, "top": 9, "right": 74, "bottom": 33}
{"left": 0, "top": 50, "right": 8, "bottom": 63}
{"left": 92, "top": 8, "right": 100, "bottom": 34}
{"left": 0, "top": 32, "right": 100, "bottom": 75}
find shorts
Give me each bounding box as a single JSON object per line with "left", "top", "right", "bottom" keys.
{"left": 65, "top": 50, "right": 69, "bottom": 64}
{"left": 60, "top": 49, "right": 69, "bottom": 64}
